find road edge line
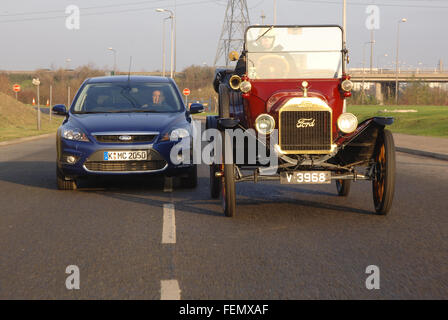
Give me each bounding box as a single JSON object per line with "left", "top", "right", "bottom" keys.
{"left": 0, "top": 133, "right": 55, "bottom": 147}
{"left": 396, "top": 147, "right": 448, "bottom": 161}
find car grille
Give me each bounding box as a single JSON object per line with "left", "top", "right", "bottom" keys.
{"left": 84, "top": 160, "right": 167, "bottom": 172}
{"left": 280, "top": 110, "right": 332, "bottom": 152}
{"left": 94, "top": 135, "right": 157, "bottom": 144}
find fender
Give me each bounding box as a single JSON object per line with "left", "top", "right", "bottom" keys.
{"left": 335, "top": 116, "right": 394, "bottom": 147}
{"left": 331, "top": 117, "right": 394, "bottom": 165}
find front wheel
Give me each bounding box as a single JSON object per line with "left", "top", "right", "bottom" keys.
{"left": 222, "top": 164, "right": 236, "bottom": 217}
{"left": 372, "top": 129, "right": 396, "bottom": 215}
{"left": 218, "top": 84, "right": 236, "bottom": 217}
{"left": 206, "top": 115, "right": 221, "bottom": 198}
{"left": 210, "top": 164, "right": 221, "bottom": 198}
{"left": 56, "top": 167, "right": 77, "bottom": 190}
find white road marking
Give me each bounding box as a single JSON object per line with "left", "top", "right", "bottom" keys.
{"left": 160, "top": 279, "right": 181, "bottom": 300}
{"left": 162, "top": 203, "right": 176, "bottom": 244}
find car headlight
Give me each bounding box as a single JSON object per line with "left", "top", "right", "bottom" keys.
{"left": 62, "top": 128, "right": 89, "bottom": 142}
{"left": 161, "top": 128, "right": 190, "bottom": 141}
{"left": 240, "top": 81, "right": 252, "bottom": 93}
{"left": 341, "top": 79, "right": 354, "bottom": 92}
{"left": 337, "top": 113, "right": 358, "bottom": 134}
{"left": 255, "top": 114, "right": 275, "bottom": 135}
{"left": 170, "top": 128, "right": 190, "bottom": 140}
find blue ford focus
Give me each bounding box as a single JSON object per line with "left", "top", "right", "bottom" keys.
{"left": 53, "top": 76, "right": 203, "bottom": 190}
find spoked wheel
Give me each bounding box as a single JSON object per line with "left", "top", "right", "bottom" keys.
{"left": 372, "top": 129, "right": 396, "bottom": 215}
{"left": 209, "top": 164, "right": 221, "bottom": 198}
{"left": 218, "top": 83, "right": 236, "bottom": 217}
{"left": 206, "top": 116, "right": 221, "bottom": 198}
{"left": 336, "top": 179, "right": 351, "bottom": 196}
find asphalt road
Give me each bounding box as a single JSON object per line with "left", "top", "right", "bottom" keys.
{"left": 0, "top": 135, "right": 447, "bottom": 299}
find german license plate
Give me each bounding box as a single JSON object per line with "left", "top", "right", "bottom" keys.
{"left": 280, "top": 171, "right": 331, "bottom": 184}
{"left": 103, "top": 151, "right": 147, "bottom": 161}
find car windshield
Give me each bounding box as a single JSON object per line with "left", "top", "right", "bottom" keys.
{"left": 245, "top": 26, "right": 343, "bottom": 79}
{"left": 72, "top": 82, "right": 183, "bottom": 113}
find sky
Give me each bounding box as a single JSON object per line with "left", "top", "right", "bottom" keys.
{"left": 0, "top": 0, "right": 447, "bottom": 72}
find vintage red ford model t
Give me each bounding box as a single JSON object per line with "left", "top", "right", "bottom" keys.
{"left": 207, "top": 25, "right": 395, "bottom": 217}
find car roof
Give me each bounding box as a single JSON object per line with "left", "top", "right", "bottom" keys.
{"left": 86, "top": 75, "right": 172, "bottom": 84}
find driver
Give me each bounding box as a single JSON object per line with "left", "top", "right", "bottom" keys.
{"left": 152, "top": 90, "right": 165, "bottom": 105}
{"left": 234, "top": 28, "right": 295, "bottom": 78}
{"left": 235, "top": 29, "right": 282, "bottom": 76}
{"left": 254, "top": 29, "right": 284, "bottom": 52}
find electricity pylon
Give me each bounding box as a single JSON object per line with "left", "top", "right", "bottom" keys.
{"left": 213, "top": 0, "right": 250, "bottom": 68}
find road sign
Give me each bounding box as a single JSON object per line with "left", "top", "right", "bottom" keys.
{"left": 13, "top": 84, "right": 21, "bottom": 92}
{"left": 183, "top": 88, "right": 191, "bottom": 96}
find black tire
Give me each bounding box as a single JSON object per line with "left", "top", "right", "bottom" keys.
{"left": 372, "top": 129, "right": 396, "bottom": 215}
{"left": 218, "top": 84, "right": 230, "bottom": 118}
{"left": 181, "top": 165, "right": 198, "bottom": 189}
{"left": 219, "top": 83, "right": 236, "bottom": 217}
{"left": 56, "top": 167, "right": 77, "bottom": 190}
{"left": 206, "top": 116, "right": 221, "bottom": 198}
{"left": 336, "top": 179, "right": 351, "bottom": 196}
{"left": 222, "top": 163, "right": 236, "bottom": 217}
{"left": 210, "top": 164, "right": 221, "bottom": 198}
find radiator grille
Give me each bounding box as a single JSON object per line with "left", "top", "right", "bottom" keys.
{"left": 84, "top": 160, "right": 167, "bottom": 172}
{"left": 280, "top": 110, "right": 332, "bottom": 152}
{"left": 94, "top": 135, "right": 157, "bottom": 144}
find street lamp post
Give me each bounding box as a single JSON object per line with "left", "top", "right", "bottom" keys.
{"left": 49, "top": 85, "right": 52, "bottom": 122}
{"left": 156, "top": 9, "right": 175, "bottom": 79}
{"left": 395, "top": 18, "right": 407, "bottom": 105}
{"left": 108, "top": 47, "right": 117, "bottom": 75}
{"left": 161, "top": 17, "right": 171, "bottom": 77}
{"left": 32, "top": 78, "right": 41, "bottom": 130}
{"left": 362, "top": 41, "right": 374, "bottom": 104}
{"left": 343, "top": 0, "right": 347, "bottom": 49}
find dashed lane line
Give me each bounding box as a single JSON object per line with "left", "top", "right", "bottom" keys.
{"left": 162, "top": 203, "right": 176, "bottom": 244}
{"left": 160, "top": 279, "right": 181, "bottom": 300}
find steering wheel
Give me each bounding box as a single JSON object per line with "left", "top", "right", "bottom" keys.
{"left": 256, "top": 54, "right": 290, "bottom": 78}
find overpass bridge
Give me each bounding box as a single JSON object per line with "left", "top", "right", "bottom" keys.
{"left": 349, "top": 69, "right": 448, "bottom": 83}
{"left": 348, "top": 69, "right": 448, "bottom": 103}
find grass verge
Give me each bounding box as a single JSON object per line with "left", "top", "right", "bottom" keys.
{"left": 347, "top": 105, "right": 448, "bottom": 138}
{"left": 0, "top": 93, "right": 63, "bottom": 142}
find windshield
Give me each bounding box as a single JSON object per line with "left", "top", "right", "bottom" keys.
{"left": 72, "top": 82, "right": 183, "bottom": 113}
{"left": 245, "top": 26, "right": 343, "bottom": 79}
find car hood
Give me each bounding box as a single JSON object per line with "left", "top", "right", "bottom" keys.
{"left": 67, "top": 112, "right": 188, "bottom": 135}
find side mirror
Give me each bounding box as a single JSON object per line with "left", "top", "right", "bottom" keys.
{"left": 52, "top": 104, "right": 67, "bottom": 115}
{"left": 189, "top": 103, "right": 204, "bottom": 114}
